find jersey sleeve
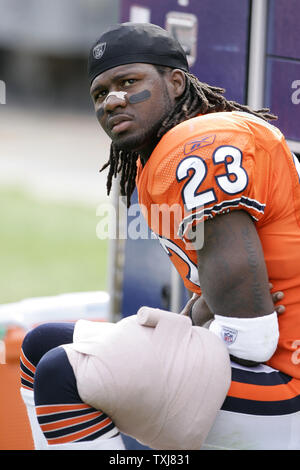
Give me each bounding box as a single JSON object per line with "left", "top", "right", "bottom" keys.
{"left": 148, "top": 114, "right": 270, "bottom": 244}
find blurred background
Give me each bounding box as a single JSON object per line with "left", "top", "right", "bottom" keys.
{"left": 0, "top": 0, "right": 121, "bottom": 304}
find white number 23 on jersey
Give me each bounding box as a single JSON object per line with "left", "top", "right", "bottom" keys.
{"left": 176, "top": 145, "right": 248, "bottom": 211}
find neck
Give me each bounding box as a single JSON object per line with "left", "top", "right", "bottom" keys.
{"left": 139, "top": 147, "right": 154, "bottom": 166}
{"left": 137, "top": 134, "right": 161, "bottom": 166}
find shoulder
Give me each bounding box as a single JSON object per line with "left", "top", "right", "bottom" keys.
{"left": 155, "top": 112, "right": 253, "bottom": 159}
{"left": 145, "top": 112, "right": 256, "bottom": 194}
{"left": 139, "top": 112, "right": 272, "bottom": 229}
{"left": 154, "top": 111, "right": 284, "bottom": 162}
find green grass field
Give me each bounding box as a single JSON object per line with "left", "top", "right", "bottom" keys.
{"left": 0, "top": 186, "right": 108, "bottom": 305}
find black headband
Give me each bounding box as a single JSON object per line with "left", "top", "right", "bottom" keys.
{"left": 88, "top": 22, "right": 189, "bottom": 85}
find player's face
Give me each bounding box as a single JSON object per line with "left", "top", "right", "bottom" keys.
{"left": 90, "top": 63, "right": 180, "bottom": 158}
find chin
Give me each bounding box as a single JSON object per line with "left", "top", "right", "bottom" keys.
{"left": 112, "top": 132, "right": 147, "bottom": 153}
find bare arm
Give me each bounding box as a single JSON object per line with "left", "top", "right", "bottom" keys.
{"left": 190, "top": 210, "right": 276, "bottom": 366}
{"left": 181, "top": 287, "right": 285, "bottom": 327}
{"left": 195, "top": 210, "right": 274, "bottom": 318}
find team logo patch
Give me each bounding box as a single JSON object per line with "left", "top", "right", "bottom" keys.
{"left": 221, "top": 327, "right": 238, "bottom": 345}
{"left": 93, "top": 42, "right": 106, "bottom": 59}
{"left": 184, "top": 134, "right": 216, "bottom": 155}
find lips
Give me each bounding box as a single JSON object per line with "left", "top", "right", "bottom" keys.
{"left": 107, "top": 114, "right": 133, "bottom": 133}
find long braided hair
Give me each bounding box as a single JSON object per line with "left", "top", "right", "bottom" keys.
{"left": 100, "top": 66, "right": 277, "bottom": 207}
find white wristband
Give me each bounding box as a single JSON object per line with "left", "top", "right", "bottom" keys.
{"left": 209, "top": 312, "right": 279, "bottom": 363}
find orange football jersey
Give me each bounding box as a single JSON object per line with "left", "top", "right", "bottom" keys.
{"left": 136, "top": 111, "right": 300, "bottom": 378}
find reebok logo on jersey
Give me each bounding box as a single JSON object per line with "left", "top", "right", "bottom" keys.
{"left": 184, "top": 134, "right": 216, "bottom": 155}
{"left": 93, "top": 42, "right": 106, "bottom": 59}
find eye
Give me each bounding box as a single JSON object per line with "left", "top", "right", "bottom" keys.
{"left": 123, "top": 78, "right": 137, "bottom": 87}
{"left": 93, "top": 89, "right": 107, "bottom": 102}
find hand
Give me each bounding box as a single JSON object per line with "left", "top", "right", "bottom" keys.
{"left": 180, "top": 293, "right": 200, "bottom": 317}
{"left": 181, "top": 283, "right": 285, "bottom": 327}
{"left": 180, "top": 293, "right": 213, "bottom": 327}
{"left": 269, "top": 283, "right": 285, "bottom": 315}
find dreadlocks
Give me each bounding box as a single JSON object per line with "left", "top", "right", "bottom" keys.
{"left": 100, "top": 67, "right": 277, "bottom": 208}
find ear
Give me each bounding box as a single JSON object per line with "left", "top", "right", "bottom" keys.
{"left": 168, "top": 69, "right": 186, "bottom": 99}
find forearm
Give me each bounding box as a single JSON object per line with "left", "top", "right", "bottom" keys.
{"left": 193, "top": 211, "right": 279, "bottom": 364}
{"left": 196, "top": 211, "right": 274, "bottom": 318}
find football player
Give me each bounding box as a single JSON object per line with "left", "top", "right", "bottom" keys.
{"left": 21, "top": 23, "right": 300, "bottom": 450}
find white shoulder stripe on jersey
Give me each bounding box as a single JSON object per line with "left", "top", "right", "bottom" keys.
{"left": 178, "top": 196, "right": 265, "bottom": 239}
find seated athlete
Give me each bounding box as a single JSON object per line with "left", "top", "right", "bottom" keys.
{"left": 20, "top": 23, "right": 300, "bottom": 450}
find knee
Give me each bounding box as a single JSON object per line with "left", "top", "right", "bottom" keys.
{"left": 21, "top": 322, "right": 75, "bottom": 368}
{"left": 34, "top": 346, "right": 82, "bottom": 405}
{"left": 21, "top": 324, "right": 53, "bottom": 368}
{"left": 34, "top": 346, "right": 63, "bottom": 386}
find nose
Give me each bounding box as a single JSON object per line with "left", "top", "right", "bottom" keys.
{"left": 104, "top": 91, "right": 127, "bottom": 112}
